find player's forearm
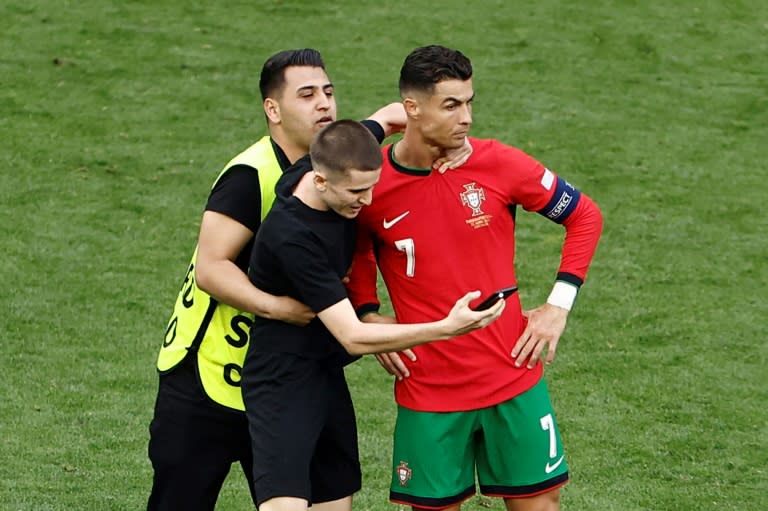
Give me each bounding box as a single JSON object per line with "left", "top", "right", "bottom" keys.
{"left": 365, "top": 102, "right": 406, "bottom": 138}
{"left": 545, "top": 194, "right": 603, "bottom": 311}
{"left": 558, "top": 194, "right": 604, "bottom": 280}
{"left": 347, "top": 230, "right": 381, "bottom": 311}
{"left": 195, "top": 260, "right": 279, "bottom": 318}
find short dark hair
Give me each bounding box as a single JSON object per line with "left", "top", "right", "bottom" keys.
{"left": 399, "top": 45, "right": 473, "bottom": 95}
{"left": 259, "top": 48, "right": 326, "bottom": 100}
{"left": 310, "top": 120, "right": 382, "bottom": 175}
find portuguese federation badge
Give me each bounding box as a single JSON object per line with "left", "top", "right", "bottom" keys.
{"left": 396, "top": 461, "right": 412, "bottom": 487}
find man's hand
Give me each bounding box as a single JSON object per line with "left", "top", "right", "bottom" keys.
{"left": 375, "top": 350, "right": 417, "bottom": 381}
{"left": 511, "top": 303, "right": 569, "bottom": 368}
{"left": 269, "top": 296, "right": 315, "bottom": 326}
{"left": 362, "top": 312, "right": 416, "bottom": 380}
{"left": 442, "top": 290, "right": 505, "bottom": 336}
{"left": 433, "top": 138, "right": 473, "bottom": 173}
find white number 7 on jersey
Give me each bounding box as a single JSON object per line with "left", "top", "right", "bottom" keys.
{"left": 394, "top": 238, "right": 415, "bottom": 277}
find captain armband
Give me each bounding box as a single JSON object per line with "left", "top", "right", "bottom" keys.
{"left": 537, "top": 176, "right": 582, "bottom": 223}
{"left": 546, "top": 281, "right": 579, "bottom": 311}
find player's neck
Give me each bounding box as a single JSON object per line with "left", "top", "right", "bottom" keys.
{"left": 395, "top": 132, "right": 441, "bottom": 169}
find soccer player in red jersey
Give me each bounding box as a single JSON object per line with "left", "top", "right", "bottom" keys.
{"left": 347, "top": 45, "right": 604, "bottom": 511}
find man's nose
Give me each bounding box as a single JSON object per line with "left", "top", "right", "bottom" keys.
{"left": 316, "top": 94, "right": 331, "bottom": 110}
{"left": 459, "top": 104, "right": 472, "bottom": 125}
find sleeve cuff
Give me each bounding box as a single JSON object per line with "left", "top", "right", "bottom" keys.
{"left": 546, "top": 281, "right": 578, "bottom": 311}
{"left": 355, "top": 303, "right": 381, "bottom": 318}
{"left": 360, "top": 119, "right": 386, "bottom": 144}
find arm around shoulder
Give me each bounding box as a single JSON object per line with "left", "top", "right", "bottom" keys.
{"left": 195, "top": 210, "right": 256, "bottom": 304}
{"left": 365, "top": 102, "right": 406, "bottom": 139}
{"left": 195, "top": 211, "right": 314, "bottom": 324}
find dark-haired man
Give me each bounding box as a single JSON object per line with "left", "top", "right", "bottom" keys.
{"left": 243, "top": 120, "right": 503, "bottom": 511}
{"left": 146, "top": 48, "right": 449, "bottom": 510}
{"left": 347, "top": 45, "right": 604, "bottom": 511}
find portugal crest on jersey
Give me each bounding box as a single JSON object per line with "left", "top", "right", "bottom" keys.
{"left": 396, "top": 461, "right": 412, "bottom": 486}
{"left": 460, "top": 182, "right": 486, "bottom": 216}
{"left": 460, "top": 182, "right": 493, "bottom": 228}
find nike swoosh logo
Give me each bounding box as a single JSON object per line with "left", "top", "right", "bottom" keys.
{"left": 545, "top": 455, "right": 564, "bottom": 474}
{"left": 383, "top": 211, "right": 410, "bottom": 229}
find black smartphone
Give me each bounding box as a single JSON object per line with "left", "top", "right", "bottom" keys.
{"left": 472, "top": 286, "right": 518, "bottom": 311}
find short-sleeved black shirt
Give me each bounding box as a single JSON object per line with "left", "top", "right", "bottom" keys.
{"left": 204, "top": 121, "right": 384, "bottom": 273}
{"left": 204, "top": 140, "right": 292, "bottom": 272}
{"left": 247, "top": 155, "right": 359, "bottom": 365}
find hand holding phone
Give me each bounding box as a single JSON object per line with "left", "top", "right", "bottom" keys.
{"left": 472, "top": 286, "right": 518, "bottom": 311}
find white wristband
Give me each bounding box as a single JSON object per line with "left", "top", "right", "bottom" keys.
{"left": 546, "top": 281, "right": 578, "bottom": 311}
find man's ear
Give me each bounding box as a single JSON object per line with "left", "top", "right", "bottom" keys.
{"left": 403, "top": 96, "right": 420, "bottom": 120}
{"left": 313, "top": 170, "right": 328, "bottom": 192}
{"left": 264, "top": 98, "right": 280, "bottom": 124}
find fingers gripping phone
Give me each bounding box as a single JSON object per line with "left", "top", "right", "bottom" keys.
{"left": 472, "top": 286, "right": 518, "bottom": 311}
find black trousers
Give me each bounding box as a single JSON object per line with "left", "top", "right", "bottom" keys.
{"left": 147, "top": 356, "right": 255, "bottom": 510}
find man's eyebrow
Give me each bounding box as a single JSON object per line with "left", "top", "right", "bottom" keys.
{"left": 442, "top": 93, "right": 475, "bottom": 104}
{"left": 296, "top": 82, "right": 334, "bottom": 93}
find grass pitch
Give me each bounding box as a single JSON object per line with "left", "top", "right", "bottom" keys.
{"left": 1, "top": 1, "right": 766, "bottom": 509}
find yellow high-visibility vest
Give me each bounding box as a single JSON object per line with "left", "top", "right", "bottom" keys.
{"left": 157, "top": 136, "right": 282, "bottom": 410}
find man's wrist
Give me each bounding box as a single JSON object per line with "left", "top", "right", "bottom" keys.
{"left": 436, "top": 318, "right": 452, "bottom": 340}
{"left": 546, "top": 281, "right": 578, "bottom": 311}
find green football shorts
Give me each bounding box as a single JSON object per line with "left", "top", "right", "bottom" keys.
{"left": 389, "top": 379, "right": 569, "bottom": 508}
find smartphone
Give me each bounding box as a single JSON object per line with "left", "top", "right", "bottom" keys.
{"left": 472, "top": 286, "right": 518, "bottom": 311}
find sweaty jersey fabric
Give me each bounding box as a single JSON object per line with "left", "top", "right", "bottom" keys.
{"left": 347, "top": 138, "right": 602, "bottom": 412}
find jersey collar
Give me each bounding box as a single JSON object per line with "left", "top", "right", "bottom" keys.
{"left": 388, "top": 143, "right": 432, "bottom": 176}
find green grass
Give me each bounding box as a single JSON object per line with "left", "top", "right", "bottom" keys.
{"left": 2, "top": 0, "right": 766, "bottom": 509}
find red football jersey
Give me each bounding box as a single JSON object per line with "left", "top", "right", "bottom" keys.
{"left": 349, "top": 137, "right": 601, "bottom": 411}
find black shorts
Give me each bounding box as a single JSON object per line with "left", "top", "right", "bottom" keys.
{"left": 242, "top": 351, "right": 361, "bottom": 507}
{"left": 147, "top": 356, "right": 255, "bottom": 510}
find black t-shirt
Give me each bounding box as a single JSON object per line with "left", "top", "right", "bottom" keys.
{"left": 204, "top": 140, "right": 292, "bottom": 271}
{"left": 166, "top": 121, "right": 383, "bottom": 394}
{"left": 247, "top": 156, "right": 359, "bottom": 365}
{"left": 203, "top": 121, "right": 384, "bottom": 272}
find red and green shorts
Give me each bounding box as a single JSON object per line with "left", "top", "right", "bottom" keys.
{"left": 389, "top": 379, "right": 569, "bottom": 509}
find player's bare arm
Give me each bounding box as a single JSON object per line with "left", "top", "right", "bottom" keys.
{"left": 195, "top": 210, "right": 315, "bottom": 325}
{"left": 512, "top": 302, "right": 569, "bottom": 369}
{"left": 319, "top": 291, "right": 504, "bottom": 356}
